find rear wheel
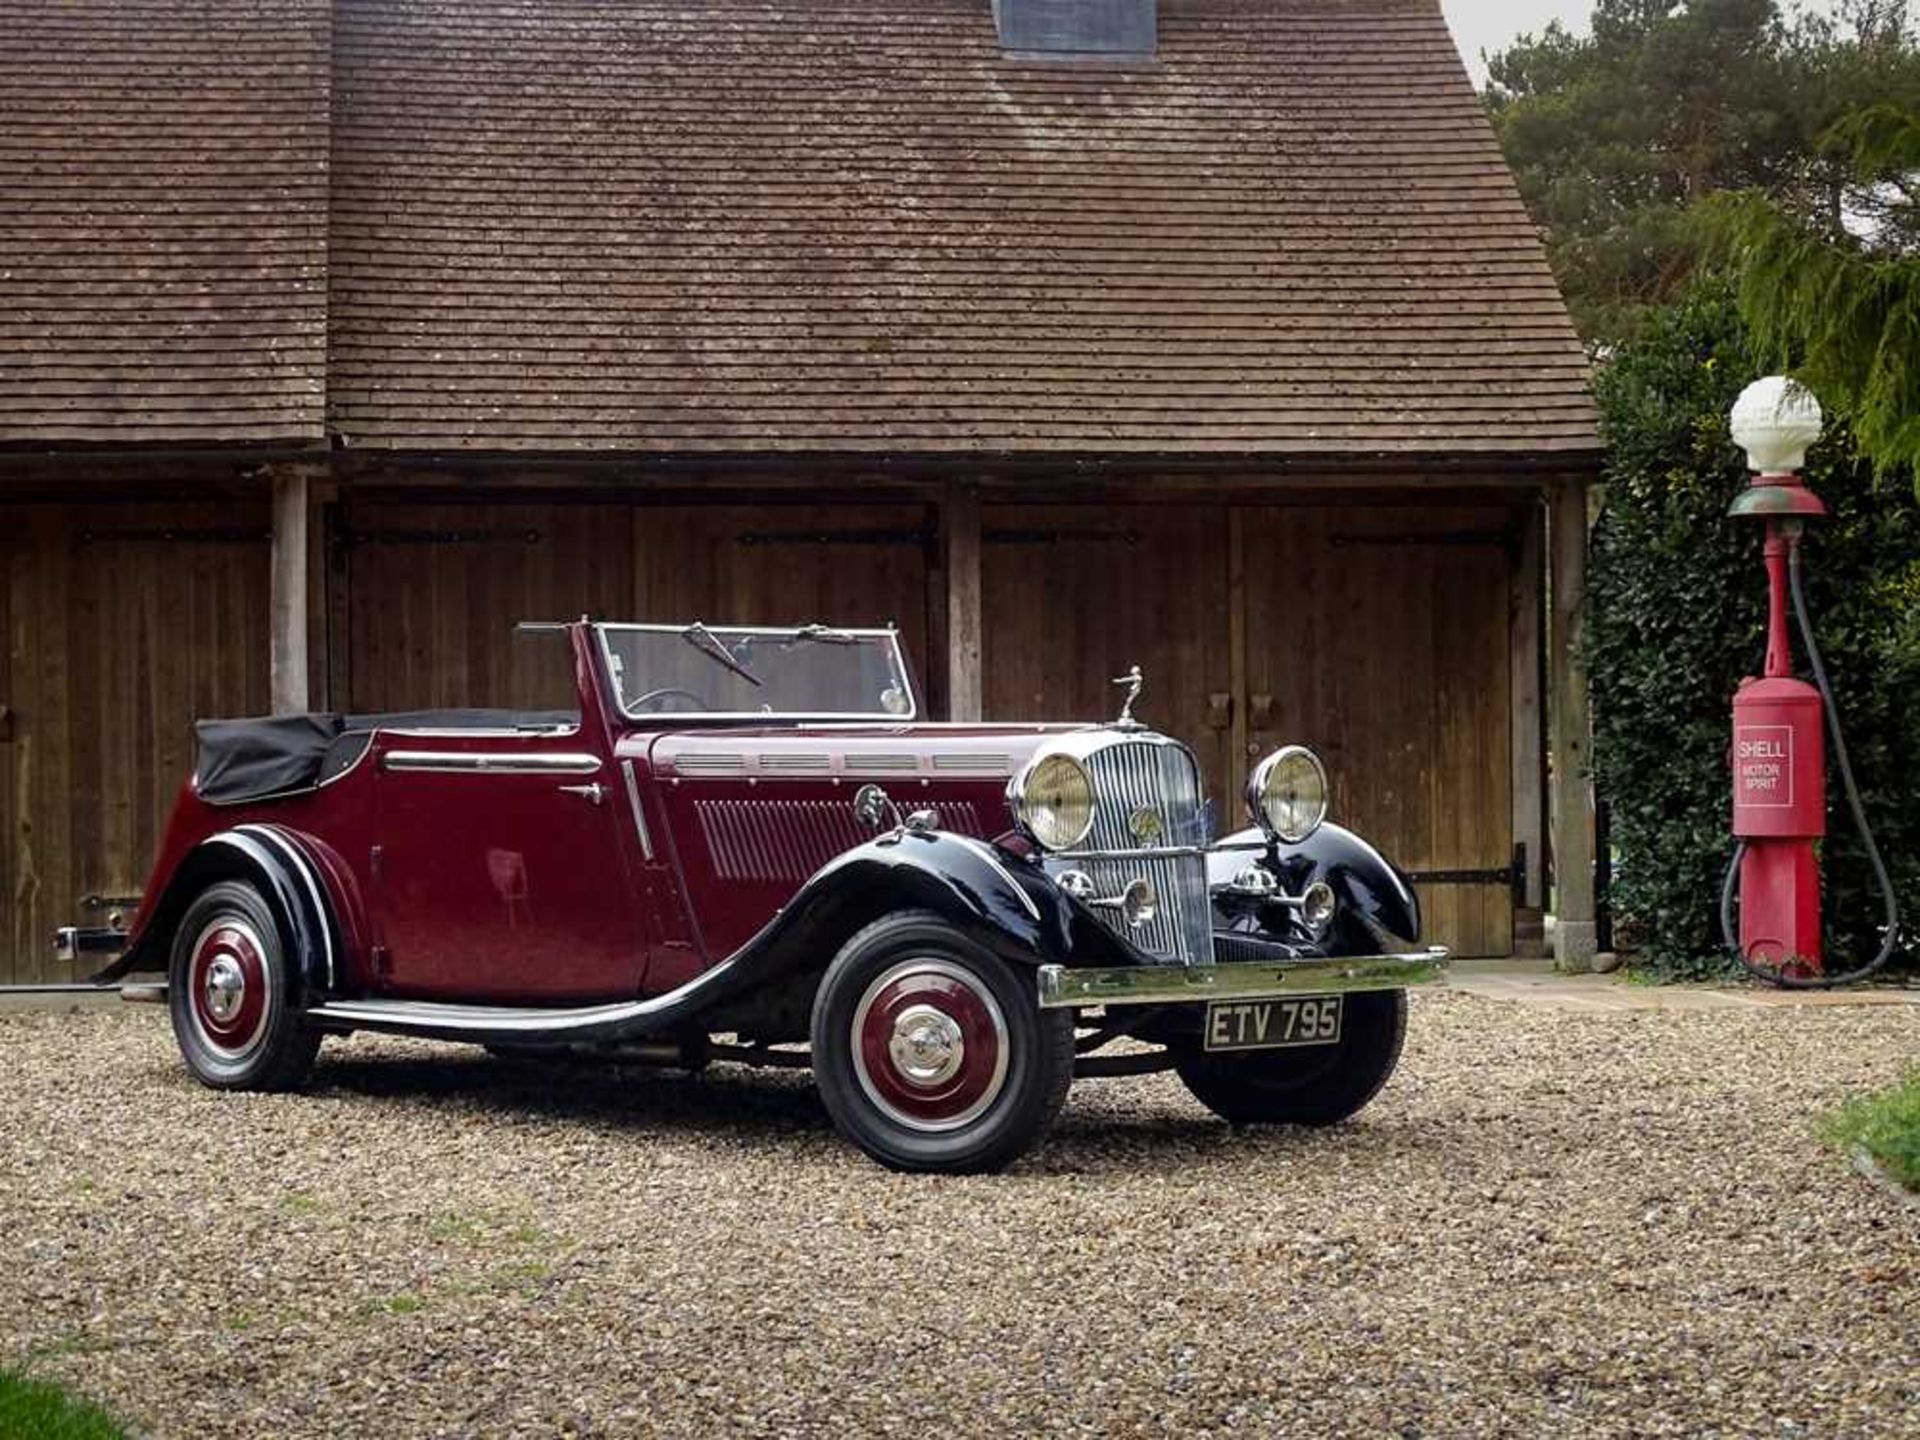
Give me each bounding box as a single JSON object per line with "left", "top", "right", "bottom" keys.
{"left": 168, "top": 880, "right": 320, "bottom": 1092}
{"left": 810, "top": 911, "right": 1072, "bottom": 1173}
{"left": 1174, "top": 989, "right": 1408, "bottom": 1127}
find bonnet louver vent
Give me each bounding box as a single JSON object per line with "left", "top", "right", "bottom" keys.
{"left": 993, "top": 0, "right": 1157, "bottom": 60}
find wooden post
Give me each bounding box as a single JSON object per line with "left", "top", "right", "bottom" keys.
{"left": 943, "top": 482, "right": 983, "bottom": 722}
{"left": 1509, "top": 496, "right": 1547, "bottom": 952}
{"left": 269, "top": 465, "right": 311, "bottom": 715}
{"left": 1548, "top": 473, "right": 1596, "bottom": 970}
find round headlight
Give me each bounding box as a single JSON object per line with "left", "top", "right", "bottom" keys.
{"left": 1011, "top": 752, "right": 1095, "bottom": 851}
{"left": 1247, "top": 745, "right": 1328, "bottom": 844}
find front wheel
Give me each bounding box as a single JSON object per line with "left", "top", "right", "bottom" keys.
{"left": 810, "top": 911, "right": 1073, "bottom": 1173}
{"left": 1174, "top": 989, "right": 1408, "bottom": 1127}
{"left": 168, "top": 879, "right": 321, "bottom": 1092}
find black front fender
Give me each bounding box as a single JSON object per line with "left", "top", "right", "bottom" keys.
{"left": 1210, "top": 823, "right": 1422, "bottom": 954}
{"left": 734, "top": 828, "right": 1079, "bottom": 975}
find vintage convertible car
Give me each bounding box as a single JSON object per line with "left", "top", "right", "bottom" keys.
{"left": 65, "top": 620, "right": 1445, "bottom": 1172}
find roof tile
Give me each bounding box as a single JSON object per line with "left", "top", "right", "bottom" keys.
{"left": 0, "top": 0, "right": 1598, "bottom": 458}
{"left": 326, "top": 0, "right": 1596, "bottom": 456}
{"left": 0, "top": 0, "right": 332, "bottom": 445}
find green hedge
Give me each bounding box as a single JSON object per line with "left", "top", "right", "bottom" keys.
{"left": 1587, "top": 281, "right": 1920, "bottom": 977}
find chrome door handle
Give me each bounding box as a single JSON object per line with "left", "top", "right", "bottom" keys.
{"left": 558, "top": 783, "right": 607, "bottom": 806}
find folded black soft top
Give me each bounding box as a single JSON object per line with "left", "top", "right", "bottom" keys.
{"left": 193, "top": 709, "right": 577, "bottom": 805}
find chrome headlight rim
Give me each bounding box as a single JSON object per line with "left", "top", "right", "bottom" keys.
{"left": 1246, "top": 744, "right": 1329, "bottom": 845}
{"left": 1008, "top": 750, "right": 1096, "bottom": 852}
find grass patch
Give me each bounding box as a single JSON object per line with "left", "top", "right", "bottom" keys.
{"left": 1823, "top": 1071, "right": 1920, "bottom": 1191}
{"left": 276, "top": 1191, "right": 322, "bottom": 1218}
{"left": 0, "top": 1369, "right": 126, "bottom": 1440}
{"left": 428, "top": 1211, "right": 485, "bottom": 1244}
{"left": 355, "top": 1292, "right": 425, "bottom": 1317}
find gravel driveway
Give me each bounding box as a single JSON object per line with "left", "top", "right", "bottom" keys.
{"left": 3, "top": 991, "right": 1913, "bottom": 1438}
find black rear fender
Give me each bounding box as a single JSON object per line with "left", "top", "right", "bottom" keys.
{"left": 90, "top": 825, "right": 344, "bottom": 998}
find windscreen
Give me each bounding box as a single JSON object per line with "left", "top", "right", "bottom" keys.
{"left": 598, "top": 624, "right": 915, "bottom": 720}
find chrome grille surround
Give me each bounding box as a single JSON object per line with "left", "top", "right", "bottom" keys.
{"left": 1033, "top": 732, "right": 1214, "bottom": 966}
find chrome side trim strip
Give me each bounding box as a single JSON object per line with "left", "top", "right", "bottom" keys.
{"left": 1035, "top": 949, "right": 1450, "bottom": 1008}
{"left": 308, "top": 996, "right": 664, "bottom": 1035}
{"left": 375, "top": 726, "right": 580, "bottom": 738}
{"left": 381, "top": 751, "right": 602, "bottom": 776}
{"left": 620, "top": 758, "right": 654, "bottom": 861}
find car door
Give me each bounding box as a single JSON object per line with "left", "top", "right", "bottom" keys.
{"left": 368, "top": 738, "right": 647, "bottom": 1003}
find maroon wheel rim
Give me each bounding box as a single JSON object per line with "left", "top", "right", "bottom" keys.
{"left": 851, "top": 959, "right": 1009, "bottom": 1132}
{"left": 186, "top": 917, "right": 270, "bottom": 1058}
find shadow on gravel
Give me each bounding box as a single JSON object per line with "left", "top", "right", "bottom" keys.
{"left": 311, "top": 1048, "right": 833, "bottom": 1140}
{"left": 294, "top": 1045, "right": 1344, "bottom": 1174}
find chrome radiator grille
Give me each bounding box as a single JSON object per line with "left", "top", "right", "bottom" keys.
{"left": 1072, "top": 739, "right": 1213, "bottom": 966}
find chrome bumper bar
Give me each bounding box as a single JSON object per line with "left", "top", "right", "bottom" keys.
{"left": 52, "top": 926, "right": 128, "bottom": 964}
{"left": 1036, "top": 948, "right": 1448, "bottom": 1009}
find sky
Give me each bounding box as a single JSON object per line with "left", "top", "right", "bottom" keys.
{"left": 1442, "top": 0, "right": 1846, "bottom": 84}
{"left": 1442, "top": 0, "right": 1587, "bottom": 82}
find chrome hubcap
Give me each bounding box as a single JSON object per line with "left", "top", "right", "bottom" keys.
{"left": 850, "top": 957, "right": 1011, "bottom": 1133}
{"left": 203, "top": 956, "right": 245, "bottom": 1023}
{"left": 186, "top": 917, "right": 272, "bottom": 1062}
{"left": 888, "top": 1004, "right": 965, "bottom": 1086}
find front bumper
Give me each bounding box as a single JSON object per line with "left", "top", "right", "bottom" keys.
{"left": 1035, "top": 947, "right": 1448, "bottom": 1009}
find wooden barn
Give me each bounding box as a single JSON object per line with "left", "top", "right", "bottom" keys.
{"left": 0, "top": 0, "right": 1601, "bottom": 983}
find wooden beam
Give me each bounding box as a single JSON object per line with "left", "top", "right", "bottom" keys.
{"left": 1510, "top": 495, "right": 1547, "bottom": 914}
{"left": 1227, "top": 508, "right": 1249, "bottom": 781}
{"left": 268, "top": 465, "right": 312, "bottom": 715}
{"left": 1548, "top": 474, "right": 1596, "bottom": 970}
{"left": 942, "top": 482, "right": 983, "bottom": 722}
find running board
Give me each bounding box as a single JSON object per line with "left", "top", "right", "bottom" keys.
{"left": 298, "top": 941, "right": 793, "bottom": 1048}
{"left": 306, "top": 995, "right": 684, "bottom": 1046}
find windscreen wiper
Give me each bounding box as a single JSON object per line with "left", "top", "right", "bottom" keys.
{"left": 680, "top": 622, "right": 763, "bottom": 687}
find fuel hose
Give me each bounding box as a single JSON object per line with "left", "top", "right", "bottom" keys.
{"left": 1719, "top": 536, "right": 1902, "bottom": 987}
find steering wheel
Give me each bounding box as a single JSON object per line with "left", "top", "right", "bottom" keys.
{"left": 629, "top": 686, "right": 712, "bottom": 714}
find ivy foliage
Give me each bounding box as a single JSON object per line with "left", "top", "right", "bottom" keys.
{"left": 1587, "top": 281, "right": 1920, "bottom": 975}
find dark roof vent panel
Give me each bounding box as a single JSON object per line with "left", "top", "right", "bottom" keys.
{"left": 992, "top": 0, "right": 1157, "bottom": 60}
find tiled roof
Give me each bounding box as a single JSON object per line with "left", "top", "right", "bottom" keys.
{"left": 0, "top": 1, "right": 332, "bottom": 446}
{"left": 1, "top": 0, "right": 1598, "bottom": 459}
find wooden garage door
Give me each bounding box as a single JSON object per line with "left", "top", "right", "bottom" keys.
{"left": 981, "top": 501, "right": 1519, "bottom": 959}
{"left": 981, "top": 504, "right": 1236, "bottom": 815}
{"left": 631, "top": 504, "right": 933, "bottom": 702}
{"left": 342, "top": 500, "right": 932, "bottom": 714}
{"left": 1239, "top": 505, "right": 1517, "bottom": 957}
{"left": 1, "top": 504, "right": 270, "bottom": 984}
{"left": 340, "top": 502, "right": 634, "bottom": 712}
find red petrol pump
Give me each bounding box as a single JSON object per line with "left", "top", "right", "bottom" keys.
{"left": 1721, "top": 377, "right": 1900, "bottom": 986}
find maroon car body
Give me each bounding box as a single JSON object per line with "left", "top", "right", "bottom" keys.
{"left": 69, "top": 620, "right": 1445, "bottom": 1172}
